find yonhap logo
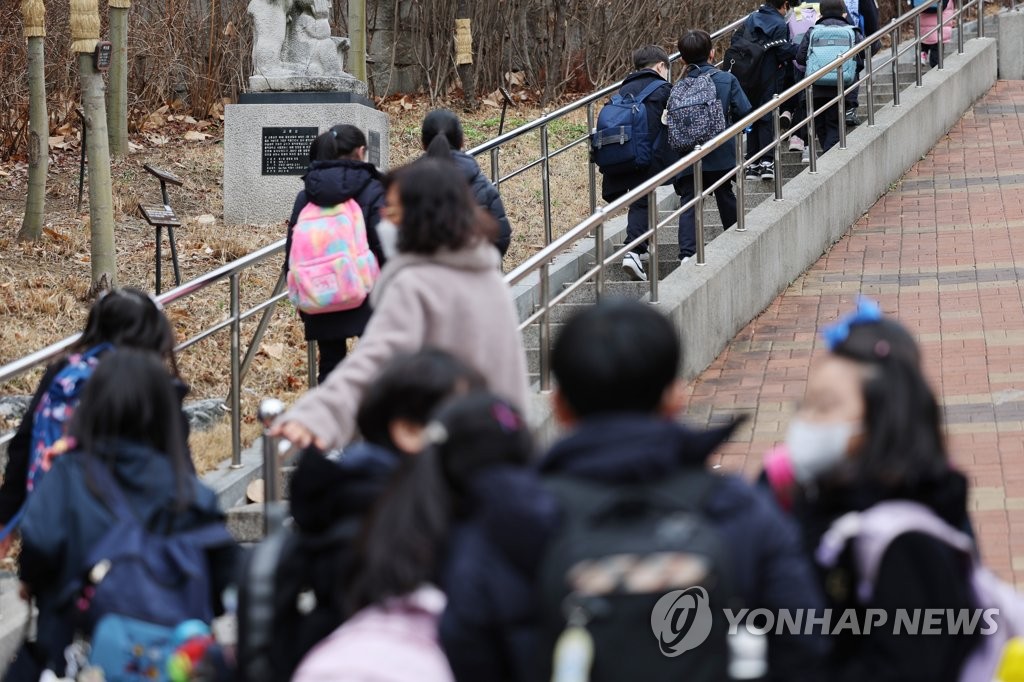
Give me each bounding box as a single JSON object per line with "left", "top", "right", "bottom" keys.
{"left": 650, "top": 586, "right": 714, "bottom": 656}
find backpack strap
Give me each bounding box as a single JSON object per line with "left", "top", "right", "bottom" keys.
{"left": 632, "top": 79, "right": 669, "bottom": 105}
{"left": 815, "top": 500, "right": 974, "bottom": 602}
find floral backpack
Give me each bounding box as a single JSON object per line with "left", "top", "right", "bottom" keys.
{"left": 287, "top": 199, "right": 381, "bottom": 315}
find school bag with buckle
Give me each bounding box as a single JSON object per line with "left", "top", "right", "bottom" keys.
{"left": 817, "top": 499, "right": 1024, "bottom": 682}
{"left": 666, "top": 66, "right": 728, "bottom": 153}
{"left": 537, "top": 470, "right": 735, "bottom": 682}
{"left": 65, "top": 454, "right": 233, "bottom": 682}
{"left": 287, "top": 197, "right": 381, "bottom": 315}
{"left": 724, "top": 17, "right": 789, "bottom": 104}
{"left": 805, "top": 24, "right": 857, "bottom": 86}
{"left": 590, "top": 80, "right": 666, "bottom": 175}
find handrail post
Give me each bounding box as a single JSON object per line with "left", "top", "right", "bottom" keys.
{"left": 540, "top": 124, "right": 553, "bottom": 246}
{"left": 891, "top": 24, "right": 901, "bottom": 107}
{"left": 979, "top": 0, "right": 985, "bottom": 38}
{"left": 587, "top": 102, "right": 598, "bottom": 215}
{"left": 595, "top": 217, "right": 605, "bottom": 300}
{"left": 647, "top": 190, "right": 659, "bottom": 305}
{"left": 490, "top": 147, "right": 500, "bottom": 192}
{"left": 695, "top": 155, "right": 706, "bottom": 265}
{"left": 771, "top": 97, "right": 783, "bottom": 200}
{"left": 936, "top": 5, "right": 945, "bottom": 70}
{"left": 539, "top": 262, "right": 552, "bottom": 393}
{"left": 915, "top": 14, "right": 924, "bottom": 86}
{"left": 957, "top": 0, "right": 965, "bottom": 54}
{"left": 258, "top": 398, "right": 286, "bottom": 536}
{"left": 307, "top": 343, "right": 317, "bottom": 388}
{"left": 866, "top": 60, "right": 876, "bottom": 127}
{"left": 735, "top": 131, "right": 746, "bottom": 231}
{"left": 807, "top": 92, "right": 819, "bottom": 173}
{"left": 837, "top": 66, "right": 848, "bottom": 150}
{"left": 229, "top": 273, "right": 242, "bottom": 468}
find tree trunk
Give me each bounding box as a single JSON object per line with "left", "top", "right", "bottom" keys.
{"left": 78, "top": 53, "right": 117, "bottom": 292}
{"left": 456, "top": 0, "right": 476, "bottom": 109}
{"left": 349, "top": 0, "right": 367, "bottom": 82}
{"left": 107, "top": 5, "right": 129, "bottom": 157}
{"left": 19, "top": 36, "right": 48, "bottom": 242}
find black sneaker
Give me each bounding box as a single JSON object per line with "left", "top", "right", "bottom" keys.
{"left": 760, "top": 162, "right": 776, "bottom": 182}
{"left": 845, "top": 108, "right": 860, "bottom": 128}
{"left": 780, "top": 111, "right": 793, "bottom": 131}
{"left": 745, "top": 162, "right": 762, "bottom": 182}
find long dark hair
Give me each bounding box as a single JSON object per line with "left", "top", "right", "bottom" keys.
{"left": 383, "top": 159, "right": 481, "bottom": 255}
{"left": 420, "top": 109, "right": 464, "bottom": 151}
{"left": 825, "top": 319, "right": 948, "bottom": 490}
{"left": 69, "top": 349, "right": 193, "bottom": 505}
{"left": 346, "top": 392, "right": 533, "bottom": 611}
{"left": 75, "top": 288, "right": 180, "bottom": 378}
{"left": 308, "top": 124, "right": 368, "bottom": 163}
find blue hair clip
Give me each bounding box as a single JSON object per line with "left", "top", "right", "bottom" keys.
{"left": 822, "top": 297, "right": 883, "bottom": 350}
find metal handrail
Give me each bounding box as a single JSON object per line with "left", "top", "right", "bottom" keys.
{"left": 466, "top": 15, "right": 751, "bottom": 239}
{"left": 506, "top": 0, "right": 994, "bottom": 390}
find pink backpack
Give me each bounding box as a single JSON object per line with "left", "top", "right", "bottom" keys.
{"left": 287, "top": 199, "right": 380, "bottom": 314}
{"left": 292, "top": 586, "right": 454, "bottom": 682}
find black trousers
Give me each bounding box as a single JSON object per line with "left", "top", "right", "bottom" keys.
{"left": 317, "top": 339, "right": 349, "bottom": 384}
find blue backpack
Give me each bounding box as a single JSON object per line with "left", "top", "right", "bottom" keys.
{"left": 806, "top": 24, "right": 858, "bottom": 86}
{"left": 845, "top": 0, "right": 865, "bottom": 31}
{"left": 591, "top": 80, "right": 666, "bottom": 175}
{"left": 68, "top": 455, "right": 233, "bottom": 681}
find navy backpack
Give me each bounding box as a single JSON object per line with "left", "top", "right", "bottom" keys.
{"left": 591, "top": 80, "right": 665, "bottom": 175}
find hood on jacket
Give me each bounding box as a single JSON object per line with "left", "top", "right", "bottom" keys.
{"left": 289, "top": 444, "right": 401, "bottom": 534}
{"left": 370, "top": 239, "right": 501, "bottom": 306}
{"left": 450, "top": 150, "right": 487, "bottom": 185}
{"left": 302, "top": 159, "right": 381, "bottom": 207}
{"left": 621, "top": 68, "right": 667, "bottom": 88}
{"left": 539, "top": 415, "right": 742, "bottom": 483}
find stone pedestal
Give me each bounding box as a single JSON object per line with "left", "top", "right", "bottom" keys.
{"left": 223, "top": 92, "right": 389, "bottom": 226}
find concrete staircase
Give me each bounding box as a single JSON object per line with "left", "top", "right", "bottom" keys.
{"left": 521, "top": 63, "right": 919, "bottom": 382}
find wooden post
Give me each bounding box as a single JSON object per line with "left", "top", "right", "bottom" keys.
{"left": 348, "top": 0, "right": 366, "bottom": 83}
{"left": 456, "top": 1, "right": 476, "bottom": 109}
{"left": 18, "top": 0, "right": 47, "bottom": 242}
{"left": 107, "top": 0, "right": 130, "bottom": 157}
{"left": 72, "top": 0, "right": 117, "bottom": 292}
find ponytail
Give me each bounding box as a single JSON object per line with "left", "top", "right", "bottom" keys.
{"left": 425, "top": 134, "right": 453, "bottom": 160}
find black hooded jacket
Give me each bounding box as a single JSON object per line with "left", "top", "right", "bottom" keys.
{"left": 285, "top": 159, "right": 387, "bottom": 341}
{"left": 535, "top": 416, "right": 830, "bottom": 682}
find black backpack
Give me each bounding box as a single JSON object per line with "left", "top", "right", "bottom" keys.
{"left": 235, "top": 517, "right": 361, "bottom": 682}
{"left": 724, "top": 17, "right": 789, "bottom": 104}
{"left": 536, "top": 470, "right": 736, "bottom": 682}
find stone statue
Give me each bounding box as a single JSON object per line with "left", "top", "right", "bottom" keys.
{"left": 247, "top": 0, "right": 367, "bottom": 95}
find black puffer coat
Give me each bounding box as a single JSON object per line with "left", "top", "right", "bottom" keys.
{"left": 450, "top": 151, "right": 513, "bottom": 257}
{"left": 286, "top": 160, "right": 387, "bottom": 341}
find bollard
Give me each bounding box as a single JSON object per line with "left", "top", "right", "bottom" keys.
{"left": 258, "top": 398, "right": 287, "bottom": 536}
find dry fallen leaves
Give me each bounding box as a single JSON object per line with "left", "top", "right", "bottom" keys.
{"left": 183, "top": 131, "right": 212, "bottom": 142}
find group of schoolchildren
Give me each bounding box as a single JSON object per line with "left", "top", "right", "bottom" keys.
{"left": 597, "top": 0, "right": 972, "bottom": 283}
{"left": 0, "top": 277, "right": 1011, "bottom": 682}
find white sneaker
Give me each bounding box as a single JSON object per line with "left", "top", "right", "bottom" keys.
{"left": 680, "top": 256, "right": 692, "bottom": 265}
{"left": 622, "top": 252, "right": 648, "bottom": 282}
{"left": 801, "top": 147, "right": 811, "bottom": 165}
{"left": 788, "top": 136, "right": 806, "bottom": 153}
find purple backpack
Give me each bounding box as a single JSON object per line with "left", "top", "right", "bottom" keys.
{"left": 817, "top": 500, "right": 1024, "bottom": 681}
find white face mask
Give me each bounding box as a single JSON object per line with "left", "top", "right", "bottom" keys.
{"left": 376, "top": 219, "right": 400, "bottom": 260}
{"left": 785, "top": 418, "right": 859, "bottom": 484}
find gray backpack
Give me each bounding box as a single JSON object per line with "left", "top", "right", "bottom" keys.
{"left": 666, "top": 66, "right": 727, "bottom": 153}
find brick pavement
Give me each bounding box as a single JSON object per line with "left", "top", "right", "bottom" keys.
{"left": 685, "top": 81, "right": 1024, "bottom": 583}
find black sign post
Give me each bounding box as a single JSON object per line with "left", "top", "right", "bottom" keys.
{"left": 138, "top": 164, "right": 185, "bottom": 294}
